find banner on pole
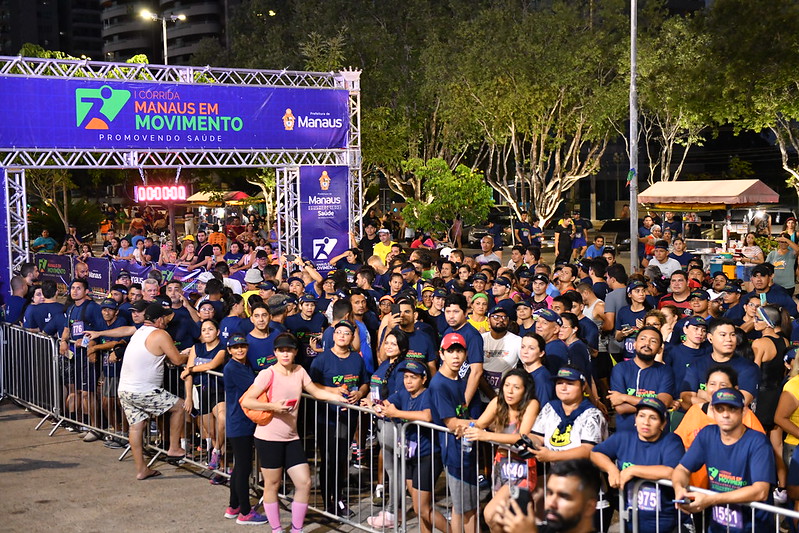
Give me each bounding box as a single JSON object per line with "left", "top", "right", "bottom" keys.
{"left": 299, "top": 166, "right": 350, "bottom": 273}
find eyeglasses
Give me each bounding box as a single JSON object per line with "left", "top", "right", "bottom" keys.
{"left": 746, "top": 303, "right": 759, "bottom": 308}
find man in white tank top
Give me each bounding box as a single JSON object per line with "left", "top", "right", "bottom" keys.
{"left": 117, "top": 304, "right": 189, "bottom": 480}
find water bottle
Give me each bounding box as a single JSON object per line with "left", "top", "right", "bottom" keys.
{"left": 462, "top": 422, "right": 475, "bottom": 453}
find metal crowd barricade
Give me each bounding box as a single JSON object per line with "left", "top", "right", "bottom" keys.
{"left": 1, "top": 323, "right": 61, "bottom": 429}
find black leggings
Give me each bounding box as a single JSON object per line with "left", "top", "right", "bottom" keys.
{"left": 229, "top": 435, "right": 254, "bottom": 515}
{"left": 317, "top": 411, "right": 358, "bottom": 505}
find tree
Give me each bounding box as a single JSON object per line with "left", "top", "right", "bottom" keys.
{"left": 700, "top": 0, "right": 799, "bottom": 198}
{"left": 429, "top": 1, "right": 628, "bottom": 226}
{"left": 629, "top": 14, "right": 712, "bottom": 185}
{"left": 246, "top": 169, "right": 277, "bottom": 224}
{"left": 26, "top": 169, "right": 77, "bottom": 232}
{"left": 400, "top": 158, "right": 494, "bottom": 234}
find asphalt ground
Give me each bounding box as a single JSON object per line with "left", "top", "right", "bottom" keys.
{"left": 0, "top": 401, "right": 350, "bottom": 533}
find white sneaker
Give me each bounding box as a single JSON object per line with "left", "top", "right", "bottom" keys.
{"left": 774, "top": 487, "right": 788, "bottom": 505}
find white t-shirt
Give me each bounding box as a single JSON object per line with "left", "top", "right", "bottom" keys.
{"left": 532, "top": 401, "right": 607, "bottom": 451}
{"left": 649, "top": 256, "right": 682, "bottom": 278}
{"left": 481, "top": 331, "right": 521, "bottom": 400}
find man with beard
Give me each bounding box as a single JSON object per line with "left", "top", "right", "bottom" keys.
{"left": 497, "top": 458, "right": 601, "bottom": 533}
{"left": 607, "top": 327, "right": 674, "bottom": 432}
{"left": 480, "top": 307, "right": 521, "bottom": 400}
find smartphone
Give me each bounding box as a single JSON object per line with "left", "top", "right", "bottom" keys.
{"left": 671, "top": 499, "right": 691, "bottom": 504}
{"left": 285, "top": 254, "right": 297, "bottom": 262}
{"left": 760, "top": 293, "right": 767, "bottom": 305}
{"left": 391, "top": 303, "right": 401, "bottom": 316}
{"left": 285, "top": 398, "right": 298, "bottom": 409}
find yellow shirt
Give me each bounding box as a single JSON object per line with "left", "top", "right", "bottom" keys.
{"left": 783, "top": 376, "right": 799, "bottom": 445}
{"left": 242, "top": 289, "right": 259, "bottom": 316}
{"left": 373, "top": 241, "right": 396, "bottom": 264}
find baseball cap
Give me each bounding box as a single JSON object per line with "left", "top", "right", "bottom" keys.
{"left": 197, "top": 272, "right": 215, "bottom": 283}
{"left": 752, "top": 263, "right": 772, "bottom": 277}
{"left": 144, "top": 303, "right": 174, "bottom": 321}
{"left": 432, "top": 288, "right": 448, "bottom": 299}
{"left": 110, "top": 284, "right": 128, "bottom": 294}
{"left": 287, "top": 276, "right": 304, "bottom": 285}
{"left": 116, "top": 270, "right": 131, "bottom": 280}
{"left": 473, "top": 273, "right": 488, "bottom": 282}
{"left": 487, "top": 306, "right": 508, "bottom": 317}
{"left": 439, "top": 247, "right": 453, "bottom": 259}
{"left": 257, "top": 281, "right": 276, "bottom": 291}
{"left": 255, "top": 250, "right": 269, "bottom": 259}
{"left": 334, "top": 320, "right": 356, "bottom": 333}
{"left": 130, "top": 300, "right": 149, "bottom": 313}
{"left": 100, "top": 298, "right": 118, "bottom": 310}
{"left": 516, "top": 300, "right": 533, "bottom": 309}
{"left": 228, "top": 334, "right": 248, "bottom": 347}
{"left": 441, "top": 332, "right": 467, "bottom": 350}
{"left": 182, "top": 234, "right": 195, "bottom": 241}
{"left": 635, "top": 397, "right": 668, "bottom": 421}
{"left": 710, "top": 387, "right": 745, "bottom": 409}
{"left": 518, "top": 270, "right": 533, "bottom": 279}
{"left": 689, "top": 289, "right": 709, "bottom": 301}
{"left": 552, "top": 367, "right": 585, "bottom": 382}
{"left": 535, "top": 308, "right": 562, "bottom": 325}
{"left": 421, "top": 285, "right": 435, "bottom": 294}
{"left": 494, "top": 277, "right": 511, "bottom": 287}
{"left": 397, "top": 360, "right": 428, "bottom": 376}
{"left": 532, "top": 273, "right": 549, "bottom": 284}
{"left": 685, "top": 316, "right": 708, "bottom": 328}
{"left": 244, "top": 269, "right": 264, "bottom": 284}
{"left": 627, "top": 280, "right": 647, "bottom": 294}
{"left": 401, "top": 265, "right": 416, "bottom": 274}
{"left": 268, "top": 294, "right": 291, "bottom": 315}
{"left": 379, "top": 295, "right": 395, "bottom": 304}
{"left": 722, "top": 283, "right": 742, "bottom": 294}
{"left": 299, "top": 293, "right": 317, "bottom": 304}
{"left": 785, "top": 347, "right": 798, "bottom": 365}
{"left": 273, "top": 333, "right": 299, "bottom": 350}
{"left": 378, "top": 228, "right": 390, "bottom": 234}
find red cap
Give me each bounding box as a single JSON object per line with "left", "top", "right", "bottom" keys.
{"left": 441, "top": 332, "right": 467, "bottom": 350}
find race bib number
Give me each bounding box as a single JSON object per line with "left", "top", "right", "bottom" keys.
{"left": 623, "top": 336, "right": 635, "bottom": 355}
{"left": 627, "top": 486, "right": 659, "bottom": 512}
{"left": 484, "top": 371, "right": 502, "bottom": 391}
{"left": 406, "top": 440, "right": 418, "bottom": 459}
{"left": 458, "top": 361, "right": 470, "bottom": 379}
{"left": 71, "top": 320, "right": 85, "bottom": 338}
{"left": 711, "top": 505, "right": 742, "bottom": 529}
{"left": 102, "top": 353, "right": 111, "bottom": 366}
{"left": 499, "top": 461, "right": 527, "bottom": 481}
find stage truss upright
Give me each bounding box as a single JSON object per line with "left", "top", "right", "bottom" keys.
{"left": 0, "top": 56, "right": 362, "bottom": 286}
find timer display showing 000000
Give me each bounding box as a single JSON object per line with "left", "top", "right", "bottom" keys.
{"left": 133, "top": 185, "right": 187, "bottom": 203}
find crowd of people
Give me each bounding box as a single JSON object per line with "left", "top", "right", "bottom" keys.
{"left": 8, "top": 209, "right": 799, "bottom": 533}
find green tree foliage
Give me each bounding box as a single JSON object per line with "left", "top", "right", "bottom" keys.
{"left": 29, "top": 200, "right": 105, "bottom": 243}
{"left": 400, "top": 158, "right": 494, "bottom": 234}
{"left": 429, "top": 1, "right": 627, "bottom": 225}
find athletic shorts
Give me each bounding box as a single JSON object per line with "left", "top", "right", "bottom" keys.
{"left": 102, "top": 374, "right": 119, "bottom": 398}
{"left": 405, "top": 453, "right": 443, "bottom": 492}
{"left": 75, "top": 351, "right": 100, "bottom": 393}
{"left": 61, "top": 355, "right": 76, "bottom": 385}
{"left": 446, "top": 470, "right": 478, "bottom": 514}
{"left": 255, "top": 438, "right": 308, "bottom": 471}
{"left": 118, "top": 388, "right": 179, "bottom": 425}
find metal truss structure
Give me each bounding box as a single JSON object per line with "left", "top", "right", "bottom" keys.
{"left": 2, "top": 169, "right": 29, "bottom": 273}
{"left": 0, "top": 55, "right": 361, "bottom": 283}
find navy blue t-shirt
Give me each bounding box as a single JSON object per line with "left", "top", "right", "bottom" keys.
{"left": 444, "top": 321, "right": 484, "bottom": 417}
{"left": 4, "top": 295, "right": 26, "bottom": 324}
{"left": 223, "top": 358, "right": 257, "bottom": 438}
{"left": 615, "top": 306, "right": 648, "bottom": 360}
{"left": 578, "top": 316, "right": 599, "bottom": 351}
{"left": 565, "top": 339, "right": 592, "bottom": 377}
{"left": 742, "top": 287, "right": 798, "bottom": 317}
{"left": 529, "top": 365, "right": 554, "bottom": 408}
{"left": 285, "top": 311, "right": 329, "bottom": 367}
{"left": 219, "top": 316, "right": 254, "bottom": 348}
{"left": 544, "top": 339, "right": 570, "bottom": 375}
{"left": 428, "top": 371, "right": 476, "bottom": 482}
{"left": 664, "top": 342, "right": 711, "bottom": 393}
{"left": 246, "top": 329, "right": 281, "bottom": 371}
{"left": 98, "top": 316, "right": 129, "bottom": 378}
{"left": 310, "top": 349, "right": 368, "bottom": 421}
{"left": 407, "top": 328, "right": 437, "bottom": 365}
{"left": 23, "top": 301, "right": 65, "bottom": 337}
{"left": 370, "top": 358, "right": 405, "bottom": 402}
{"left": 386, "top": 387, "right": 435, "bottom": 458}
{"left": 167, "top": 306, "right": 200, "bottom": 352}
{"left": 610, "top": 360, "right": 675, "bottom": 432}
{"left": 681, "top": 355, "right": 760, "bottom": 399}
{"left": 65, "top": 299, "right": 106, "bottom": 341}
{"left": 593, "top": 432, "right": 684, "bottom": 532}
{"left": 680, "top": 425, "right": 775, "bottom": 533}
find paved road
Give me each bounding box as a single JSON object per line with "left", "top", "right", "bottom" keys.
{"left": 0, "top": 401, "right": 346, "bottom": 533}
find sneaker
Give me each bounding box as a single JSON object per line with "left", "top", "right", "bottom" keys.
{"left": 83, "top": 430, "right": 101, "bottom": 442}
{"left": 335, "top": 500, "right": 354, "bottom": 519}
{"left": 774, "top": 487, "right": 788, "bottom": 505}
{"left": 224, "top": 506, "right": 240, "bottom": 519}
{"left": 477, "top": 474, "right": 490, "bottom": 489}
{"left": 236, "top": 511, "right": 268, "bottom": 525}
{"left": 208, "top": 449, "right": 221, "bottom": 470}
{"left": 103, "top": 438, "right": 125, "bottom": 449}
{"left": 210, "top": 474, "right": 227, "bottom": 485}
{"left": 367, "top": 511, "right": 395, "bottom": 528}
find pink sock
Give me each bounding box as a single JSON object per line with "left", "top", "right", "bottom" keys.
{"left": 291, "top": 502, "right": 308, "bottom": 531}
{"left": 264, "top": 501, "right": 281, "bottom": 531}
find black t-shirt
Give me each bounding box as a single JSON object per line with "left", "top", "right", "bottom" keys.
{"left": 196, "top": 241, "right": 214, "bottom": 260}
{"left": 358, "top": 235, "right": 380, "bottom": 258}
{"left": 555, "top": 224, "right": 573, "bottom": 252}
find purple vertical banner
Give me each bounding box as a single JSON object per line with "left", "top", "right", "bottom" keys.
{"left": 299, "top": 166, "right": 350, "bottom": 273}
{"left": 156, "top": 263, "right": 204, "bottom": 293}
{"left": 85, "top": 257, "right": 111, "bottom": 298}
{"left": 35, "top": 253, "right": 73, "bottom": 295}
{"left": 0, "top": 169, "right": 9, "bottom": 303}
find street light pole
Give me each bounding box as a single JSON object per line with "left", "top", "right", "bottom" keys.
{"left": 141, "top": 10, "right": 186, "bottom": 65}
{"left": 629, "top": 0, "right": 639, "bottom": 272}
{"left": 161, "top": 16, "right": 168, "bottom": 65}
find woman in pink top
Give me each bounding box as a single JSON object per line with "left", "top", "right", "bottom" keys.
{"left": 240, "top": 333, "right": 342, "bottom": 533}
